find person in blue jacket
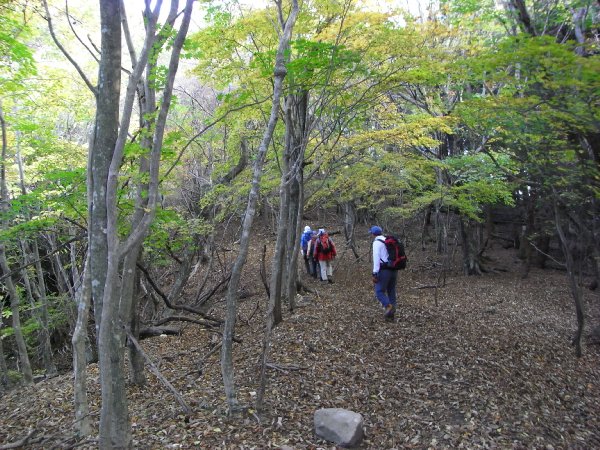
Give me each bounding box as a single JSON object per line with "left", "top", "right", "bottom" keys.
{"left": 370, "top": 225, "right": 397, "bottom": 321}
{"left": 300, "top": 226, "right": 313, "bottom": 275}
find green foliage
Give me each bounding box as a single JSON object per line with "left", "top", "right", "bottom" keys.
{"left": 0, "top": 7, "right": 36, "bottom": 88}
{"left": 7, "top": 370, "right": 22, "bottom": 383}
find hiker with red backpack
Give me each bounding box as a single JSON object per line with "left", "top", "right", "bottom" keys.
{"left": 370, "top": 225, "right": 407, "bottom": 321}
{"left": 306, "top": 231, "right": 320, "bottom": 279}
{"left": 314, "top": 228, "right": 336, "bottom": 283}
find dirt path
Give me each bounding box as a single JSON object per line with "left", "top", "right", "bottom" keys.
{"left": 0, "top": 246, "right": 599, "bottom": 449}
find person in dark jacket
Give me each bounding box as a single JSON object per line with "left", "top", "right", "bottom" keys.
{"left": 307, "top": 231, "right": 320, "bottom": 279}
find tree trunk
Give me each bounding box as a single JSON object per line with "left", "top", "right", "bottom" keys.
{"left": 269, "top": 183, "right": 288, "bottom": 326}
{"left": 19, "top": 239, "right": 56, "bottom": 375}
{"left": 0, "top": 314, "right": 8, "bottom": 390}
{"left": 0, "top": 250, "right": 33, "bottom": 384}
{"left": 72, "top": 253, "right": 92, "bottom": 437}
{"left": 434, "top": 168, "right": 448, "bottom": 254}
{"left": 283, "top": 92, "right": 309, "bottom": 313}
{"left": 0, "top": 99, "right": 33, "bottom": 385}
{"left": 32, "top": 240, "right": 57, "bottom": 375}
{"left": 220, "top": 0, "right": 298, "bottom": 414}
{"left": 92, "top": 1, "right": 126, "bottom": 446}
{"left": 518, "top": 188, "right": 537, "bottom": 279}
{"left": 553, "top": 199, "right": 585, "bottom": 357}
{"left": 343, "top": 201, "right": 359, "bottom": 259}
{"left": 459, "top": 217, "right": 483, "bottom": 275}
{"left": 15, "top": 135, "right": 58, "bottom": 374}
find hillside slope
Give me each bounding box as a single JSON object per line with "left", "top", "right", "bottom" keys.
{"left": 1, "top": 235, "right": 599, "bottom": 449}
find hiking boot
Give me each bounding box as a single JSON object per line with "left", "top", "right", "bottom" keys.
{"left": 328, "top": 278, "right": 334, "bottom": 284}
{"left": 384, "top": 304, "right": 396, "bottom": 319}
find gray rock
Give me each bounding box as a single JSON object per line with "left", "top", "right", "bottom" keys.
{"left": 314, "top": 408, "right": 364, "bottom": 447}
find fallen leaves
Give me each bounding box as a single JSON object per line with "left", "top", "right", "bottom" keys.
{"left": 0, "top": 245, "right": 599, "bottom": 449}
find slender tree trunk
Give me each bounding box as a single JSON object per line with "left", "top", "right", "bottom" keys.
{"left": 222, "top": 0, "right": 299, "bottom": 414}
{"left": 121, "top": 248, "right": 146, "bottom": 386}
{"left": 72, "top": 253, "right": 92, "bottom": 436}
{"left": 270, "top": 184, "right": 288, "bottom": 326}
{"left": 47, "top": 233, "right": 74, "bottom": 297}
{"left": 96, "top": 2, "right": 194, "bottom": 445}
{"left": 0, "top": 252, "right": 33, "bottom": 384}
{"left": 344, "top": 201, "right": 359, "bottom": 259}
{"left": 32, "top": 240, "right": 57, "bottom": 375}
{"left": 284, "top": 91, "right": 309, "bottom": 312}
{"left": 72, "top": 128, "right": 95, "bottom": 438}
{"left": 434, "top": 169, "right": 448, "bottom": 253}
{"left": 92, "top": 2, "right": 126, "bottom": 446}
{"left": 19, "top": 239, "right": 55, "bottom": 375}
{"left": 553, "top": 198, "right": 585, "bottom": 357}
{"left": 0, "top": 314, "right": 8, "bottom": 390}
{"left": 253, "top": 1, "right": 300, "bottom": 413}
{"left": 0, "top": 99, "right": 33, "bottom": 385}
{"left": 459, "top": 217, "right": 483, "bottom": 275}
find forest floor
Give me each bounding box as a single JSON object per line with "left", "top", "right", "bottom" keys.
{"left": 1, "top": 228, "right": 600, "bottom": 449}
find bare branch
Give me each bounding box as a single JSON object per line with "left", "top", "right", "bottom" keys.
{"left": 41, "top": 0, "right": 97, "bottom": 95}
{"left": 125, "top": 330, "right": 193, "bottom": 416}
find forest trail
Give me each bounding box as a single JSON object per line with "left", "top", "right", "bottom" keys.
{"left": 1, "top": 243, "right": 599, "bottom": 449}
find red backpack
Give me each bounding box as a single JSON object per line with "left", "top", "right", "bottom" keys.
{"left": 317, "top": 234, "right": 333, "bottom": 254}
{"left": 382, "top": 235, "right": 407, "bottom": 270}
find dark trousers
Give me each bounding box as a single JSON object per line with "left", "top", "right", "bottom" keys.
{"left": 303, "top": 255, "right": 311, "bottom": 275}
{"left": 374, "top": 269, "right": 398, "bottom": 308}
{"left": 309, "top": 257, "right": 320, "bottom": 279}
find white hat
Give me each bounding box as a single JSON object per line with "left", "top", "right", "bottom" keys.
{"left": 304, "top": 226, "right": 311, "bottom": 233}
{"left": 318, "top": 228, "right": 325, "bottom": 235}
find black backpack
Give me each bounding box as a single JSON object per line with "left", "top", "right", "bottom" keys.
{"left": 382, "top": 235, "right": 407, "bottom": 270}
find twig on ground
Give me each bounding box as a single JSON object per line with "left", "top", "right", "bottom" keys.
{"left": 0, "top": 429, "right": 37, "bottom": 449}
{"left": 125, "top": 329, "right": 192, "bottom": 416}
{"left": 266, "top": 362, "right": 307, "bottom": 372}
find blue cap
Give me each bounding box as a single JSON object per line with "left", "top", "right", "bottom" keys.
{"left": 369, "top": 226, "right": 383, "bottom": 235}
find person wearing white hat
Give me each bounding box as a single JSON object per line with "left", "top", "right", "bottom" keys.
{"left": 300, "top": 226, "right": 313, "bottom": 275}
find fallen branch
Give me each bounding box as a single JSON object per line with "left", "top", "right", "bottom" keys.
{"left": 240, "top": 301, "right": 260, "bottom": 326}
{"left": 413, "top": 284, "right": 438, "bottom": 290}
{"left": 125, "top": 329, "right": 192, "bottom": 416}
{"left": 0, "top": 429, "right": 37, "bottom": 449}
{"left": 266, "top": 362, "right": 307, "bottom": 372}
{"left": 138, "top": 326, "right": 181, "bottom": 339}
{"left": 153, "top": 315, "right": 220, "bottom": 329}
{"left": 196, "top": 273, "right": 231, "bottom": 306}
{"left": 137, "top": 263, "right": 223, "bottom": 324}
{"left": 150, "top": 315, "right": 242, "bottom": 343}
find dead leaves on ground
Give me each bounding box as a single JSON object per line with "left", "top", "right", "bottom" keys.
{"left": 0, "top": 247, "right": 599, "bottom": 449}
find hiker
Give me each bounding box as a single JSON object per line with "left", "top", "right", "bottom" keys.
{"left": 300, "top": 226, "right": 313, "bottom": 275}
{"left": 370, "top": 225, "right": 397, "bottom": 320}
{"left": 314, "top": 228, "right": 336, "bottom": 283}
{"left": 306, "top": 231, "right": 320, "bottom": 279}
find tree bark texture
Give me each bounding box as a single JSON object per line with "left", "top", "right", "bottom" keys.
{"left": 72, "top": 254, "right": 92, "bottom": 437}
{"left": 553, "top": 199, "right": 585, "bottom": 357}
{"left": 459, "top": 217, "right": 483, "bottom": 276}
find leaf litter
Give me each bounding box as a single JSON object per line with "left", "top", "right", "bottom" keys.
{"left": 0, "top": 244, "right": 598, "bottom": 449}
